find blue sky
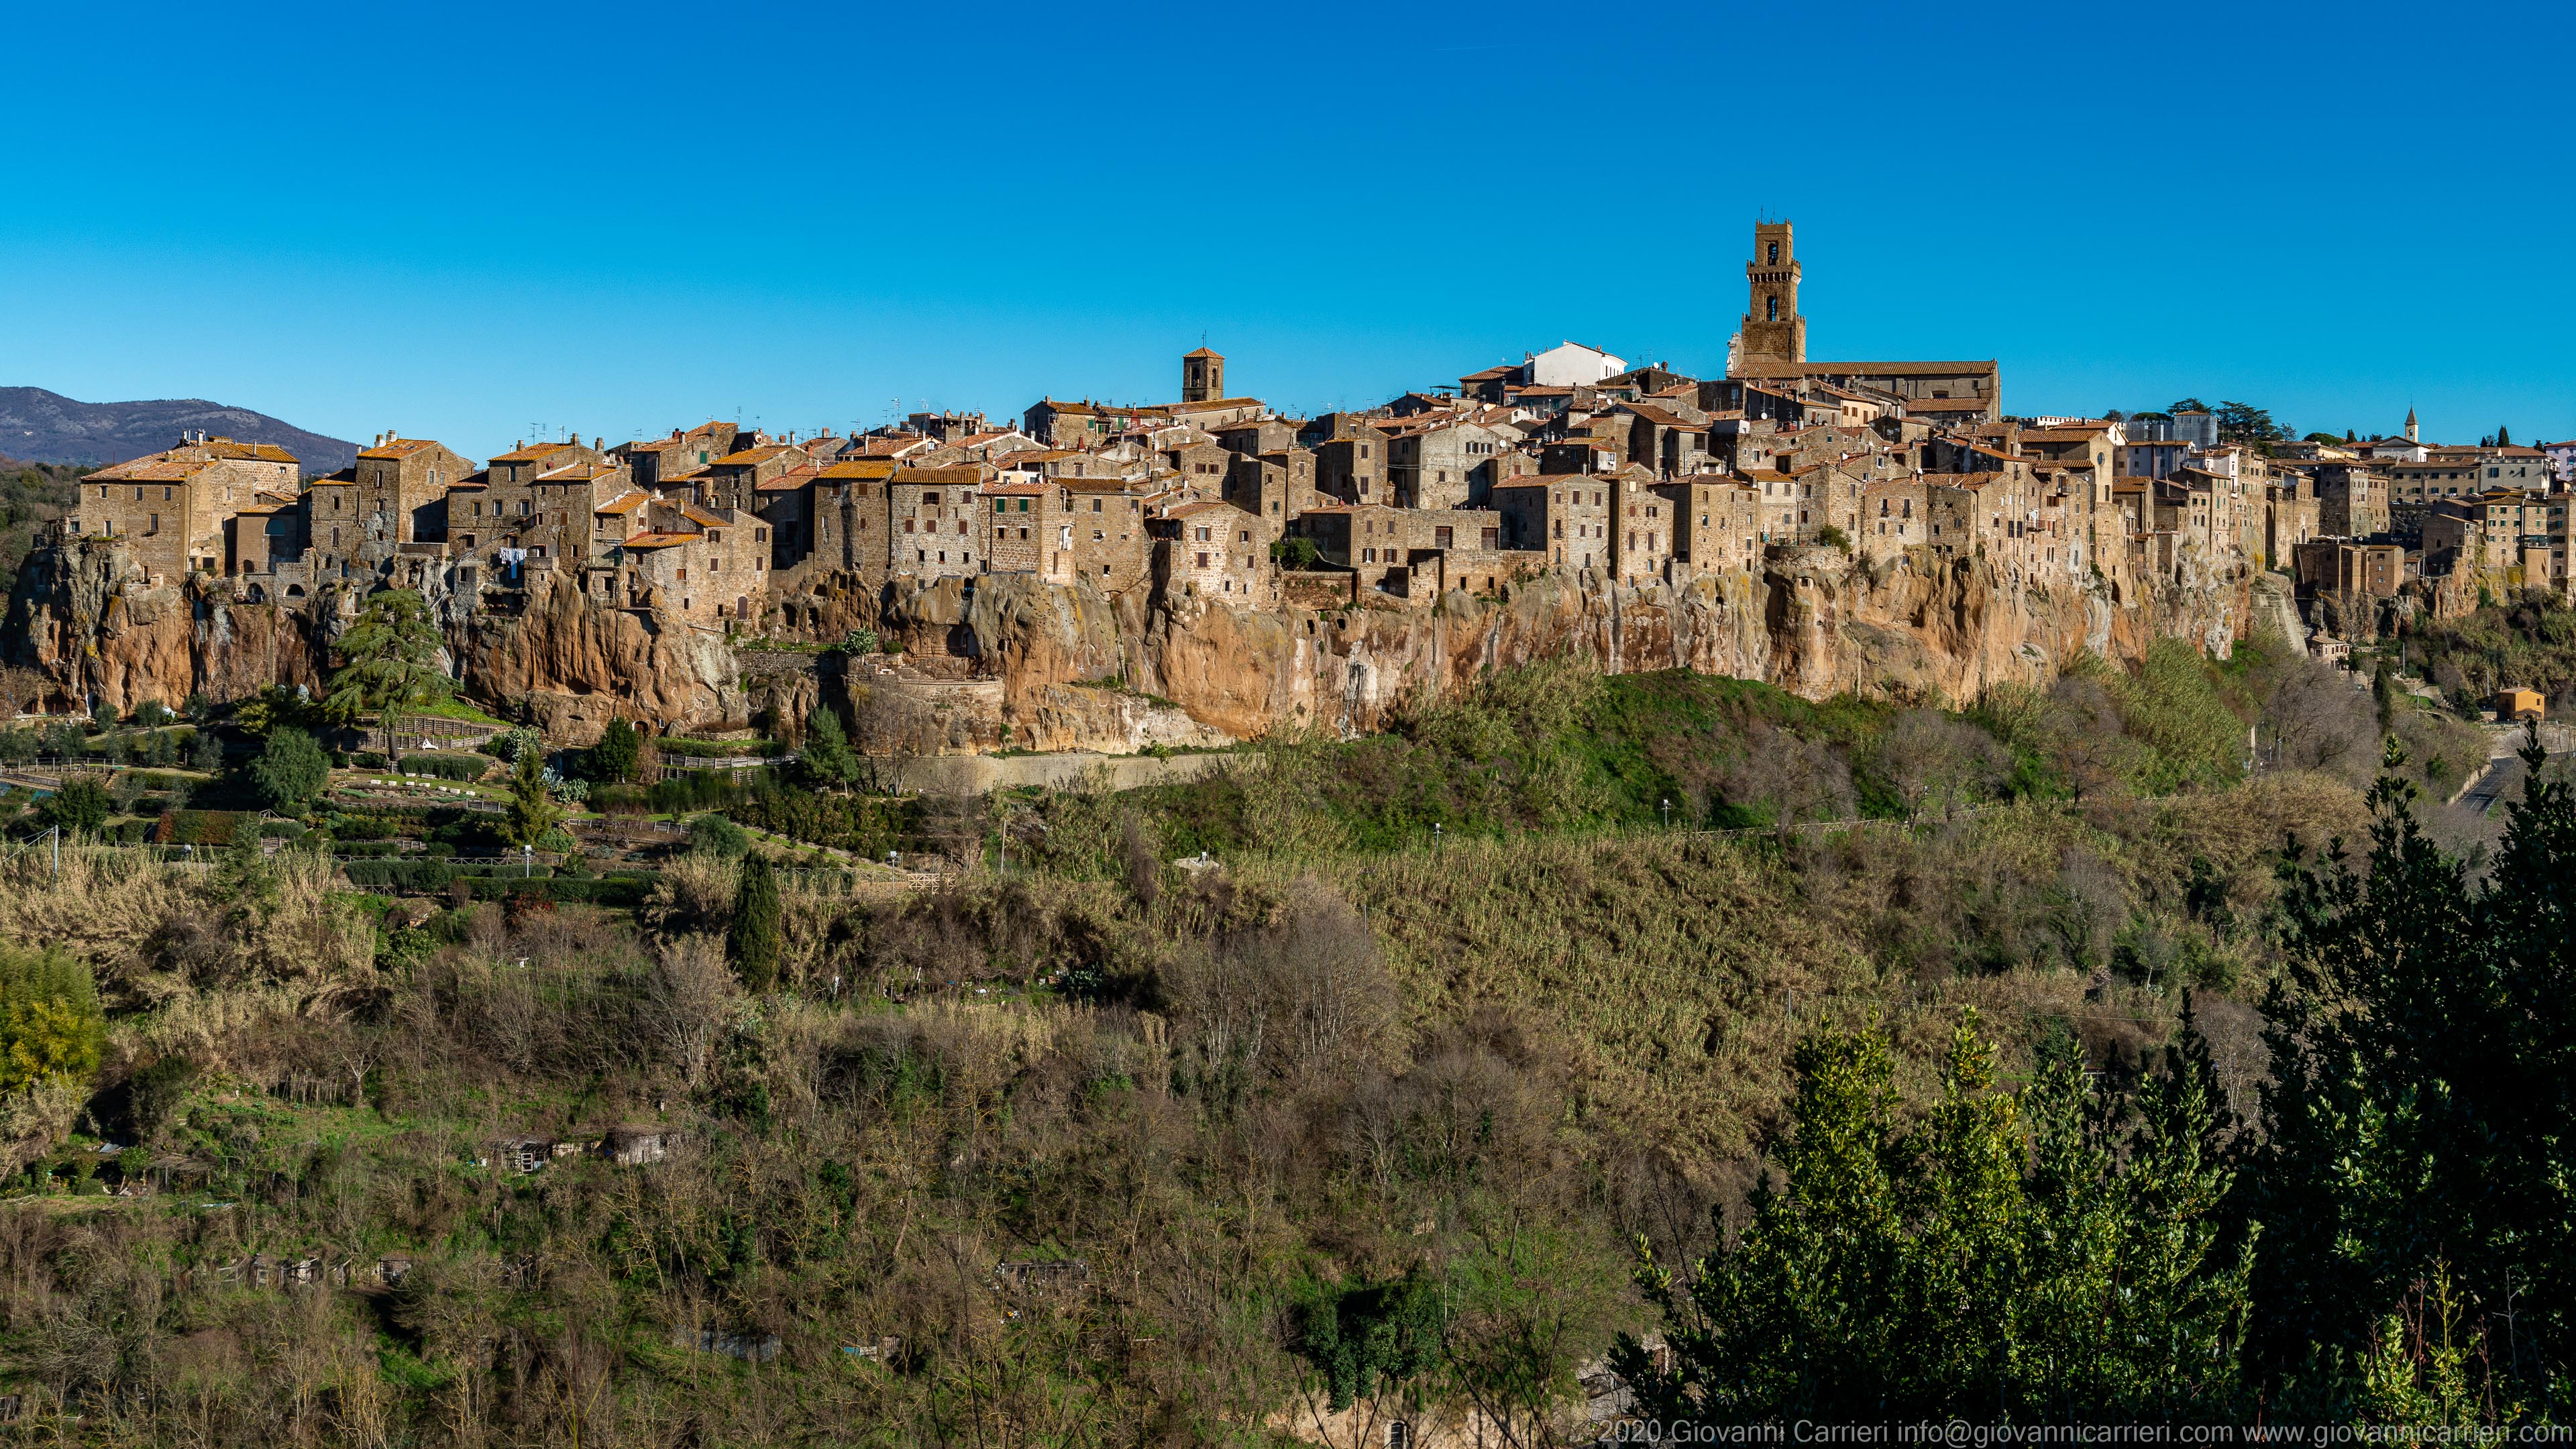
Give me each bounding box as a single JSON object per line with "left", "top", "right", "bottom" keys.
{"left": 5, "top": 0, "right": 2571, "bottom": 460}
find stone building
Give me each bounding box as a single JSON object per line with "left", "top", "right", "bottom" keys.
{"left": 1857, "top": 476, "right": 1933, "bottom": 564}
{"left": 2316, "top": 464, "right": 2390, "bottom": 539}
{"left": 2263, "top": 475, "right": 2322, "bottom": 568}
{"left": 888, "top": 466, "right": 991, "bottom": 581}
{"left": 1213, "top": 417, "right": 1297, "bottom": 456}
{"left": 1153, "top": 498, "right": 1275, "bottom": 604}
{"left": 1291, "top": 502, "right": 1413, "bottom": 568}
{"left": 1023, "top": 399, "right": 1161, "bottom": 449}
{"left": 1385, "top": 416, "right": 1517, "bottom": 509}
{"left": 818, "top": 460, "right": 900, "bottom": 587}
{"left": 350, "top": 435, "right": 473, "bottom": 558}
{"left": 480, "top": 449, "right": 630, "bottom": 573}
{"left": 1313, "top": 431, "right": 1388, "bottom": 504}
{"left": 1061, "top": 479, "right": 1153, "bottom": 592}
{"left": 983, "top": 480, "right": 1071, "bottom": 580}
{"left": 1662, "top": 476, "right": 1762, "bottom": 575}
{"left": 698, "top": 442, "right": 814, "bottom": 510}
{"left": 223, "top": 490, "right": 309, "bottom": 592}
{"left": 616, "top": 422, "right": 739, "bottom": 490}
{"left": 1222, "top": 448, "right": 1318, "bottom": 527}
{"left": 1606, "top": 474, "right": 1676, "bottom": 584}
{"left": 1492, "top": 474, "right": 1612, "bottom": 570}
{"left": 616, "top": 500, "right": 771, "bottom": 626}
{"left": 74, "top": 437, "right": 300, "bottom": 584}
{"left": 1622, "top": 404, "right": 1713, "bottom": 476}
{"left": 1739, "top": 221, "right": 1807, "bottom": 364}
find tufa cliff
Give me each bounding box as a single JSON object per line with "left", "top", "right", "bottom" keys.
{"left": 6, "top": 537, "right": 2271, "bottom": 751}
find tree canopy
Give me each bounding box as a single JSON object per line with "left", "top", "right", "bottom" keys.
{"left": 1618, "top": 1008, "right": 2249, "bottom": 1421}
{"left": 324, "top": 589, "right": 450, "bottom": 724}
{"left": 248, "top": 727, "right": 329, "bottom": 810}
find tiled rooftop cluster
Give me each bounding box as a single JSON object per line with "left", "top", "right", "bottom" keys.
{"left": 63, "top": 225, "right": 2576, "bottom": 629}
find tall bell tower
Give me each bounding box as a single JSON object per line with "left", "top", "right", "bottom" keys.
{"left": 1183, "top": 345, "right": 1225, "bottom": 403}
{"left": 1741, "top": 221, "right": 1806, "bottom": 364}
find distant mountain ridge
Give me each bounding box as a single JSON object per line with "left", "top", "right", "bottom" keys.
{"left": 0, "top": 386, "right": 358, "bottom": 474}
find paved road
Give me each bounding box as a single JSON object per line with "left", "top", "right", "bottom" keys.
{"left": 2453, "top": 749, "right": 2570, "bottom": 817}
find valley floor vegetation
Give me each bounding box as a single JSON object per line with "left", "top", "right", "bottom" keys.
{"left": 0, "top": 631, "right": 2561, "bottom": 1444}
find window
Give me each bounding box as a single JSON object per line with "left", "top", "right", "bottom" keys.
{"left": 924, "top": 491, "right": 941, "bottom": 505}
{"left": 1766, "top": 297, "right": 1780, "bottom": 321}
{"left": 1766, "top": 241, "right": 1779, "bottom": 265}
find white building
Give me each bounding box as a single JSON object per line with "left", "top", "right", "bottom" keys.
{"left": 1523, "top": 341, "right": 1627, "bottom": 388}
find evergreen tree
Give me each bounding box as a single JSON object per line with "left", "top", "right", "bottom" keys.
{"left": 323, "top": 588, "right": 449, "bottom": 725}
{"left": 729, "top": 854, "right": 782, "bottom": 990}
{"left": 587, "top": 717, "right": 641, "bottom": 784}
{"left": 500, "top": 745, "right": 565, "bottom": 850}
{"left": 796, "top": 706, "right": 861, "bottom": 790}
{"left": 1619, "top": 1011, "right": 2251, "bottom": 1421}
{"left": 249, "top": 727, "right": 329, "bottom": 811}
{"left": 2245, "top": 726, "right": 2576, "bottom": 1405}
{"left": 42, "top": 777, "right": 109, "bottom": 834}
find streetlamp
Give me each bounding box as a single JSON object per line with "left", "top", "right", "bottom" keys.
{"left": 1660, "top": 797, "right": 1672, "bottom": 830}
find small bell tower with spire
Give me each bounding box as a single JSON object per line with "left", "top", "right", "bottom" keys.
{"left": 1183, "top": 345, "right": 1225, "bottom": 404}
{"left": 2404, "top": 406, "right": 2419, "bottom": 443}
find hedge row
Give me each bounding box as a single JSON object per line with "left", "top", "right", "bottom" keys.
{"left": 467, "top": 876, "right": 654, "bottom": 907}
{"left": 339, "top": 859, "right": 554, "bottom": 891}
{"left": 398, "top": 754, "right": 490, "bottom": 781}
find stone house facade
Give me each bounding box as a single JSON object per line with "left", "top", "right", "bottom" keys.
{"left": 1491, "top": 475, "right": 1611, "bottom": 571}
{"left": 1661, "top": 476, "right": 1762, "bottom": 576}
{"left": 1385, "top": 417, "right": 1515, "bottom": 509}
{"left": 1061, "top": 480, "right": 1153, "bottom": 592}
{"left": 888, "top": 466, "right": 992, "bottom": 582}
{"left": 982, "top": 481, "right": 1071, "bottom": 580}
{"left": 1153, "top": 500, "right": 1276, "bottom": 604}
{"left": 75, "top": 439, "right": 301, "bottom": 584}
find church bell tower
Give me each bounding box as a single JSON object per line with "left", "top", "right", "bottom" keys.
{"left": 1740, "top": 221, "right": 1806, "bottom": 364}
{"left": 1183, "top": 345, "right": 1225, "bottom": 403}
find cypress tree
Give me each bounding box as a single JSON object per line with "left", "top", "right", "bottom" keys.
{"left": 730, "top": 855, "right": 782, "bottom": 991}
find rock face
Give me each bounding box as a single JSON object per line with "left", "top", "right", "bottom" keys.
{"left": 5, "top": 537, "right": 2278, "bottom": 751}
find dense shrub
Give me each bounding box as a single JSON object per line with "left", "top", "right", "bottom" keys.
{"left": 0, "top": 943, "right": 103, "bottom": 1093}
{"left": 735, "top": 786, "right": 918, "bottom": 859}
{"left": 400, "top": 753, "right": 489, "bottom": 781}
{"left": 249, "top": 727, "right": 329, "bottom": 810}
{"left": 647, "top": 769, "right": 761, "bottom": 814}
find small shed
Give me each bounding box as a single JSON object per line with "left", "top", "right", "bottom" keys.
{"left": 487, "top": 1136, "right": 553, "bottom": 1174}
{"left": 2497, "top": 687, "right": 2545, "bottom": 720}
{"left": 603, "top": 1124, "right": 677, "bottom": 1166}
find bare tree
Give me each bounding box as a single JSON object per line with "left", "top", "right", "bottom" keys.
{"left": 1879, "top": 710, "right": 2012, "bottom": 820}
{"left": 1721, "top": 725, "right": 1854, "bottom": 835}
{"left": 2264, "top": 654, "right": 2378, "bottom": 784}
{"left": 646, "top": 934, "right": 738, "bottom": 1087}
{"left": 2043, "top": 675, "right": 2135, "bottom": 801}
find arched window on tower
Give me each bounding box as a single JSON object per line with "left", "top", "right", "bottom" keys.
{"left": 1767, "top": 297, "right": 1780, "bottom": 321}
{"left": 1768, "top": 240, "right": 1780, "bottom": 264}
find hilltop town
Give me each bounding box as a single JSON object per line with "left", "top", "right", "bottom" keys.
{"left": 12, "top": 221, "right": 2564, "bottom": 737}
